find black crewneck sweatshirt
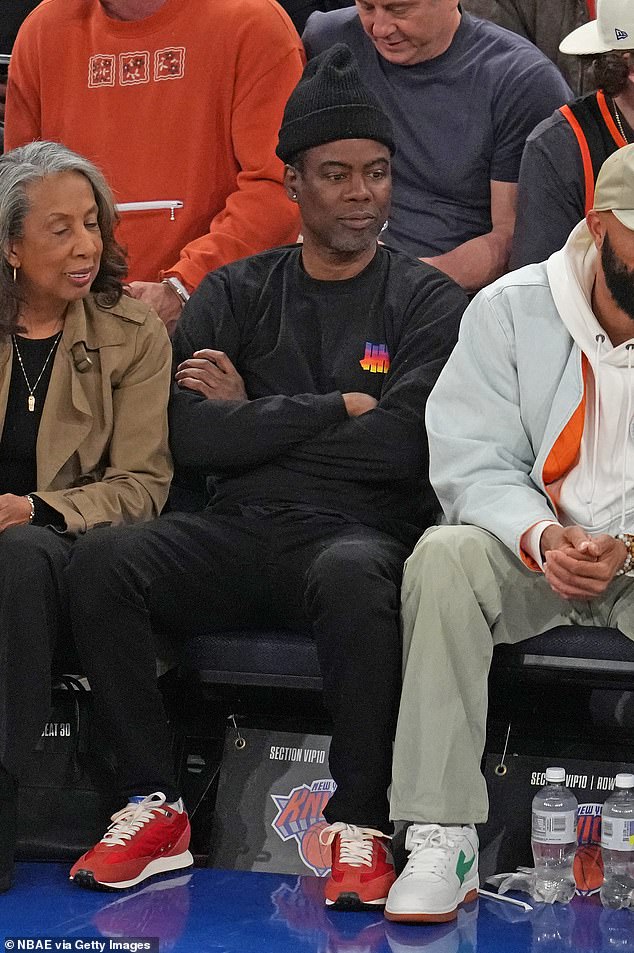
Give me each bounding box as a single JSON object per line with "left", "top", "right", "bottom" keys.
{"left": 170, "top": 245, "right": 467, "bottom": 546}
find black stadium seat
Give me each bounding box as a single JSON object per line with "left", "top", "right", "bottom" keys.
{"left": 178, "top": 625, "right": 634, "bottom": 694}
{"left": 493, "top": 626, "right": 634, "bottom": 687}
{"left": 180, "top": 628, "right": 323, "bottom": 691}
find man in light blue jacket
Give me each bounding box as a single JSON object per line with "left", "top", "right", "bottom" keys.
{"left": 385, "top": 144, "right": 634, "bottom": 924}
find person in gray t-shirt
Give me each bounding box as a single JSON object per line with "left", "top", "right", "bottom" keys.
{"left": 303, "top": 1, "right": 571, "bottom": 292}
{"left": 462, "top": 0, "right": 594, "bottom": 97}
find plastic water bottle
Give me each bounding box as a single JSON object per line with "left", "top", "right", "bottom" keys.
{"left": 600, "top": 773, "right": 634, "bottom": 910}
{"left": 531, "top": 767, "right": 578, "bottom": 903}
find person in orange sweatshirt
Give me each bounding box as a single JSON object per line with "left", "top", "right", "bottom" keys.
{"left": 5, "top": 0, "right": 304, "bottom": 329}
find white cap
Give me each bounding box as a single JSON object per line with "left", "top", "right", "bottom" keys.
{"left": 615, "top": 773, "right": 634, "bottom": 788}
{"left": 560, "top": 0, "right": 634, "bottom": 55}
{"left": 593, "top": 143, "right": 634, "bottom": 229}
{"left": 546, "top": 767, "right": 567, "bottom": 783}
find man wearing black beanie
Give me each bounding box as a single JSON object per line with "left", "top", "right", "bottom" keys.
{"left": 304, "top": 0, "right": 572, "bottom": 293}
{"left": 66, "top": 45, "right": 468, "bottom": 908}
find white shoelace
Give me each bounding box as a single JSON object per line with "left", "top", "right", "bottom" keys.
{"left": 320, "top": 822, "right": 387, "bottom": 867}
{"left": 403, "top": 824, "right": 465, "bottom": 879}
{"left": 100, "top": 792, "right": 170, "bottom": 848}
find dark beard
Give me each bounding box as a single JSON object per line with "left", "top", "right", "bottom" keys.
{"left": 602, "top": 231, "right": 634, "bottom": 321}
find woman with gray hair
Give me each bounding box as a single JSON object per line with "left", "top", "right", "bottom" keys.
{"left": 0, "top": 140, "right": 173, "bottom": 891}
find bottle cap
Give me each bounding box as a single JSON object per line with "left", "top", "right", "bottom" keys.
{"left": 614, "top": 773, "right": 634, "bottom": 788}
{"left": 545, "top": 767, "right": 566, "bottom": 783}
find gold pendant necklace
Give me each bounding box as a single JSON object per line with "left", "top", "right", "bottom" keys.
{"left": 12, "top": 331, "right": 63, "bottom": 412}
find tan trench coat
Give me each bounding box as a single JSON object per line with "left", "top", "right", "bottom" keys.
{"left": 0, "top": 293, "right": 173, "bottom": 534}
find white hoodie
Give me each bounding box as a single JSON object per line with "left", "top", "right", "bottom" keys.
{"left": 543, "top": 221, "right": 634, "bottom": 540}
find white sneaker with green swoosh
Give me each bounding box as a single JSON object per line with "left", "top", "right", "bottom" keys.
{"left": 385, "top": 824, "right": 479, "bottom": 923}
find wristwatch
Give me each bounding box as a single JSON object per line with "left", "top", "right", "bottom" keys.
{"left": 161, "top": 276, "right": 190, "bottom": 308}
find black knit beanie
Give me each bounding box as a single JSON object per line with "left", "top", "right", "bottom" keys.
{"left": 276, "top": 44, "right": 395, "bottom": 163}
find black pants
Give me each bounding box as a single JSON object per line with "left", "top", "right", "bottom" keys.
{"left": 69, "top": 506, "right": 408, "bottom": 831}
{"left": 0, "top": 525, "right": 74, "bottom": 780}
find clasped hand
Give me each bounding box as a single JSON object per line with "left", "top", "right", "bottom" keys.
{"left": 541, "top": 525, "right": 628, "bottom": 600}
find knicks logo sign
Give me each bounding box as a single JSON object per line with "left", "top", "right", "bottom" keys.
{"left": 577, "top": 802, "right": 602, "bottom": 847}
{"left": 271, "top": 779, "right": 336, "bottom": 875}
{"left": 360, "top": 342, "right": 390, "bottom": 374}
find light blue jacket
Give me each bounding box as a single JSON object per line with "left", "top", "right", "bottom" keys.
{"left": 426, "top": 244, "right": 589, "bottom": 568}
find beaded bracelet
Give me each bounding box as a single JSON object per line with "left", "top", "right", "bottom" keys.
{"left": 25, "top": 494, "right": 35, "bottom": 523}
{"left": 616, "top": 532, "right": 634, "bottom": 575}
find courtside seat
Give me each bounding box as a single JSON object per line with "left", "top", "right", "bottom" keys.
{"left": 178, "top": 625, "right": 634, "bottom": 694}
{"left": 493, "top": 626, "right": 634, "bottom": 688}
{"left": 179, "top": 628, "right": 323, "bottom": 691}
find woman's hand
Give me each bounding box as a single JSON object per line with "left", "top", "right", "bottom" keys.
{"left": 0, "top": 494, "right": 33, "bottom": 532}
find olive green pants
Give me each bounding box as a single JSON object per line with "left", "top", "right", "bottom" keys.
{"left": 390, "top": 525, "right": 634, "bottom": 825}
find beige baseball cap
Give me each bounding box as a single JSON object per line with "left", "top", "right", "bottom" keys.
{"left": 593, "top": 143, "right": 634, "bottom": 229}
{"left": 560, "top": 0, "right": 634, "bottom": 55}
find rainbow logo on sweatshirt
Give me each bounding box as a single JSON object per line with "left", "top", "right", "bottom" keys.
{"left": 360, "top": 342, "right": 390, "bottom": 374}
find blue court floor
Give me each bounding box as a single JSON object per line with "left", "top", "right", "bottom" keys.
{"left": 0, "top": 863, "right": 632, "bottom": 953}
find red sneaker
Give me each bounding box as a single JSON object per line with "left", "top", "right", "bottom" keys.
{"left": 70, "top": 792, "right": 193, "bottom": 890}
{"left": 321, "top": 823, "right": 396, "bottom": 910}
